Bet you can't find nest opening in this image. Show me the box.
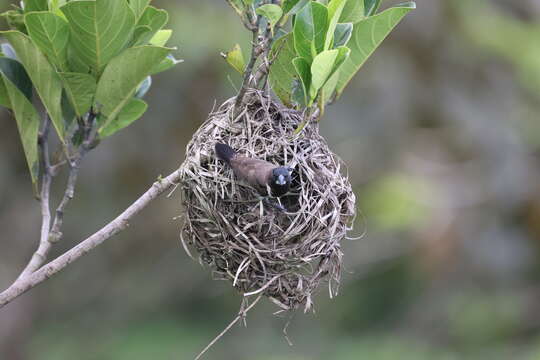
[180,90,356,311]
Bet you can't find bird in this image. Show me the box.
[215,143,292,197]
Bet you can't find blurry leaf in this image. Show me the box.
[325,0,347,50]
[49,0,67,16]
[150,29,172,47]
[99,98,147,138]
[340,0,364,23]
[61,0,136,75]
[292,56,310,105]
[128,0,151,20]
[0,57,40,186]
[150,54,182,75]
[95,45,170,128]
[24,0,47,12]
[61,90,76,127]
[336,2,415,96]
[2,30,65,141]
[282,0,309,14]
[293,1,328,62]
[224,44,245,74]
[0,79,10,108]
[269,33,297,106]
[59,72,96,117]
[310,46,349,100]
[320,69,339,105]
[24,11,69,71]
[135,76,152,98]
[256,4,283,33]
[364,0,382,16]
[133,6,168,46]
[333,23,353,47]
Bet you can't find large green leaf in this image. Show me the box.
[24,0,48,12]
[325,0,347,50]
[59,72,96,117]
[336,2,415,96]
[132,6,168,46]
[0,58,40,185]
[128,0,151,20]
[61,0,136,75]
[99,98,148,138]
[268,33,297,106]
[2,30,65,141]
[24,11,69,71]
[95,45,170,127]
[293,1,328,62]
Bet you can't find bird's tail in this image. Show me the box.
[215,143,236,164]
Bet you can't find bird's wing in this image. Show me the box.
[230,157,275,189]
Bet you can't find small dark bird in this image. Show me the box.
[215,143,292,197]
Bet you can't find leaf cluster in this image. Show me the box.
[267,0,415,110]
[0,0,180,185]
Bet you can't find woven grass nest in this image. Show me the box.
[179,89,356,311]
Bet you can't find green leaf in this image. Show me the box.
[325,0,347,50]
[256,4,283,33]
[268,33,297,106]
[99,98,147,138]
[292,57,310,106]
[95,45,170,128]
[24,11,69,71]
[58,72,96,117]
[0,80,10,109]
[150,29,172,47]
[150,54,182,75]
[2,10,27,33]
[224,43,245,74]
[0,58,40,185]
[293,1,328,62]
[24,0,48,12]
[336,2,415,96]
[364,0,382,16]
[310,46,349,100]
[61,0,136,75]
[333,23,353,47]
[2,30,65,141]
[133,6,168,46]
[339,0,364,23]
[0,57,31,101]
[282,0,309,14]
[128,0,151,20]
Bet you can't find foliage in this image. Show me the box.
[268,0,415,109]
[0,0,180,186]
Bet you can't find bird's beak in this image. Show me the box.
[276,174,286,185]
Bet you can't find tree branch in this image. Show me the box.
[17,117,53,279]
[0,168,182,309]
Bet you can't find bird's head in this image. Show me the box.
[270,167,293,195]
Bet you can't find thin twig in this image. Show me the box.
[194,295,263,360]
[233,8,262,116]
[17,116,53,279]
[0,169,182,309]
[49,112,96,243]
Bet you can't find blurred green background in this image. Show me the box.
[2,0,540,359]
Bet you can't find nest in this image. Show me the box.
[179,90,356,311]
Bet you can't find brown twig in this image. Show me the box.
[0,169,182,308]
